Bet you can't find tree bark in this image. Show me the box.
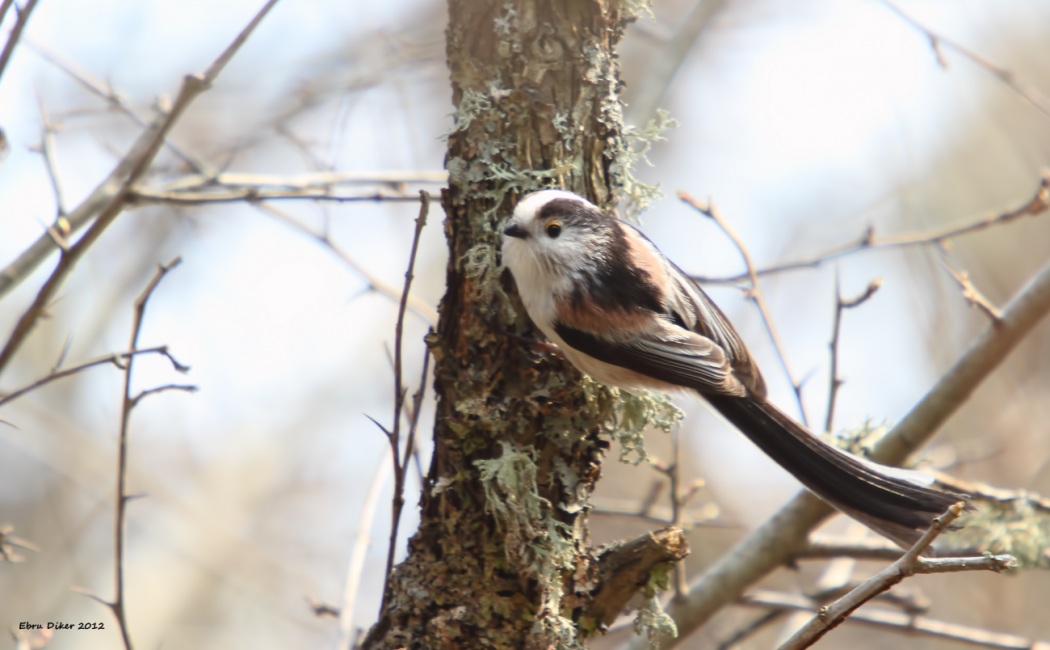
[361,1,685,648]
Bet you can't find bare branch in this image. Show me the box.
[0,346,188,408]
[0,0,283,332]
[131,186,427,205]
[678,191,810,424]
[792,536,904,562]
[825,276,881,432]
[35,95,67,216]
[379,191,430,613]
[692,173,1050,285]
[586,527,689,628]
[130,383,197,408]
[743,588,1049,650]
[0,0,40,84]
[879,0,1050,119]
[22,36,209,173]
[939,255,1003,321]
[109,256,182,650]
[779,503,1014,649]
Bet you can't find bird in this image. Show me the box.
[501,188,965,547]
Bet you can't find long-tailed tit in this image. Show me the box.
[502,189,965,547]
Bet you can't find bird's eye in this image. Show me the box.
[545,222,562,239]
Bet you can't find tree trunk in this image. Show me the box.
[362,1,685,647]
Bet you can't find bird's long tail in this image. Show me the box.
[705,394,967,548]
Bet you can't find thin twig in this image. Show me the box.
[0,346,188,407]
[774,521,870,644]
[379,191,430,614]
[692,173,1050,285]
[780,503,1013,650]
[35,95,67,216]
[401,336,431,510]
[130,383,197,408]
[824,276,881,433]
[111,256,183,650]
[939,255,1003,321]
[0,522,41,562]
[879,0,1050,119]
[678,191,809,425]
[743,588,1050,650]
[0,0,282,312]
[0,0,40,85]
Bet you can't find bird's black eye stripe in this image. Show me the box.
[545,222,562,238]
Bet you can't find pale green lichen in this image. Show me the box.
[580,378,683,465]
[618,109,678,219]
[940,492,1050,569]
[446,88,493,138]
[633,563,678,647]
[618,0,655,22]
[476,442,582,647]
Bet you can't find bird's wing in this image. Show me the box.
[553,319,748,397]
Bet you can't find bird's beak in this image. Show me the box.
[503,222,527,239]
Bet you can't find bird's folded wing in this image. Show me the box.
[553,320,747,397]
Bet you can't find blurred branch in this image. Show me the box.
[792,535,903,562]
[624,205,1050,649]
[23,36,209,173]
[256,202,437,324]
[338,448,392,649]
[879,0,1050,119]
[0,0,284,375]
[679,191,810,425]
[939,254,1003,320]
[627,0,727,125]
[743,589,1050,650]
[158,170,447,190]
[717,610,786,650]
[34,96,67,216]
[0,0,40,85]
[132,184,437,205]
[824,276,881,432]
[590,496,720,528]
[692,173,1050,285]
[780,503,1015,649]
[0,522,40,563]
[0,345,188,408]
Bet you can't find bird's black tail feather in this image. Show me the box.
[705,394,967,548]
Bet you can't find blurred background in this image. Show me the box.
[1,0,1048,648]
